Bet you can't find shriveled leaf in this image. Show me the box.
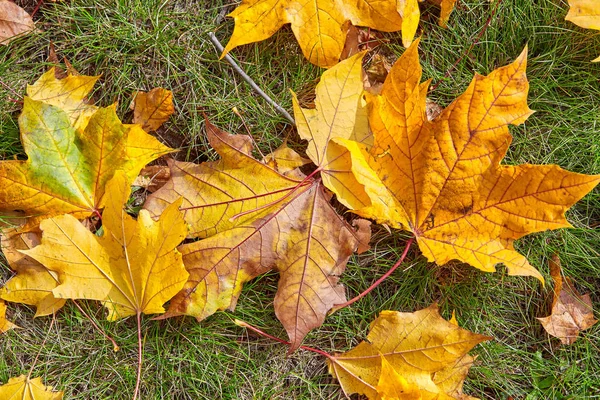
[341,40,600,280]
[565,0,600,61]
[23,172,189,320]
[0,376,63,400]
[0,300,17,333]
[0,1,34,45]
[0,229,65,316]
[132,165,171,193]
[328,304,490,399]
[0,71,173,230]
[538,255,597,344]
[131,88,175,132]
[292,52,372,209]
[223,0,419,68]
[146,121,370,350]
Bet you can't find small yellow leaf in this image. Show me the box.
[0,228,65,317]
[0,376,63,400]
[439,0,457,28]
[131,88,175,132]
[0,0,34,45]
[0,300,18,333]
[328,304,490,399]
[23,172,189,320]
[262,143,311,174]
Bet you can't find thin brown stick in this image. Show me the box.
[30,0,44,18]
[208,32,296,125]
[332,237,415,311]
[133,312,143,400]
[430,0,504,92]
[72,300,119,351]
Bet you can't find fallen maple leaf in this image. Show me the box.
[0,70,173,230]
[328,304,490,399]
[339,40,600,280]
[0,375,63,400]
[22,171,189,320]
[131,87,175,132]
[145,121,370,351]
[0,299,17,333]
[565,0,600,61]
[292,52,372,210]
[0,0,34,45]
[0,228,65,316]
[222,0,419,68]
[538,254,597,344]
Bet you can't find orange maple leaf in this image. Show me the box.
[339,40,600,280]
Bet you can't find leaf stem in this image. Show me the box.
[332,236,414,311]
[72,300,119,351]
[133,312,143,400]
[235,319,333,360]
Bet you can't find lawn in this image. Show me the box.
[1,0,599,399]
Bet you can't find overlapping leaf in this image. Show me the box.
[0,376,63,400]
[0,299,17,333]
[22,172,189,320]
[222,0,418,68]
[292,52,372,210]
[0,71,173,230]
[145,121,370,350]
[0,228,65,316]
[339,40,600,279]
[328,304,490,399]
[565,0,600,61]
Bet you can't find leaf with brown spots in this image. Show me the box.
[131,88,175,132]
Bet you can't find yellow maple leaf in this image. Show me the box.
[0,376,63,400]
[0,228,65,317]
[22,171,189,320]
[339,40,600,280]
[565,0,600,61]
[222,0,419,68]
[292,52,372,209]
[0,70,173,230]
[131,87,175,132]
[145,121,370,351]
[328,304,490,399]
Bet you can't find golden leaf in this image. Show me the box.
[222,0,419,68]
[22,171,189,320]
[565,0,600,61]
[328,304,490,399]
[0,70,173,230]
[537,254,598,344]
[131,87,175,132]
[146,121,370,350]
[0,376,63,400]
[0,0,34,45]
[292,52,372,209]
[340,40,600,280]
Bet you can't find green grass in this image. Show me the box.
[1,0,600,398]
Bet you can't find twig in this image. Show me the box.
[208,32,296,125]
[27,314,55,379]
[133,312,143,400]
[332,237,415,311]
[235,319,333,359]
[430,0,504,92]
[30,0,44,18]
